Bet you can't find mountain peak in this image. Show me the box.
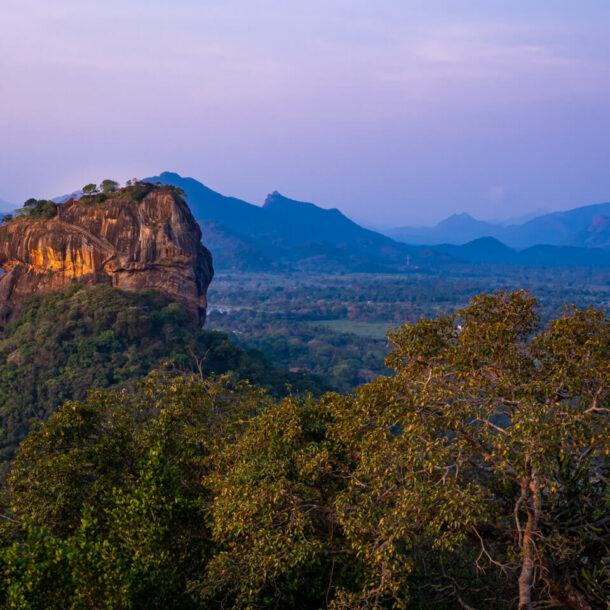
[436,212,490,228]
[463,236,515,252]
[263,191,322,213]
[158,171,182,181]
[263,190,287,207]
[449,212,475,220]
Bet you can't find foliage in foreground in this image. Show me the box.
[0,285,329,473]
[0,292,607,609]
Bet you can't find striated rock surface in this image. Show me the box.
[0,190,214,323]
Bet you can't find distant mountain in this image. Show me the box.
[386,213,498,246]
[147,172,398,249]
[52,190,83,203]
[261,190,391,247]
[434,236,610,267]
[386,202,610,249]
[498,202,610,248]
[146,172,428,271]
[147,172,610,269]
[434,237,518,264]
[566,215,610,249]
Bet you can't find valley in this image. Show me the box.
[206,267,610,390]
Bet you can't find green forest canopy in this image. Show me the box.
[0,291,607,609]
[0,284,328,474]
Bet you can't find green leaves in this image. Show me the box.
[3,375,268,609]
[11,199,57,221]
[0,291,607,608]
[0,284,327,473]
[205,395,339,607]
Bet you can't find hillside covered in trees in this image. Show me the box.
[0,284,328,475]
[0,291,607,609]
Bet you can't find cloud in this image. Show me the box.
[2,2,610,222]
[373,22,610,111]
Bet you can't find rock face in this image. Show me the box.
[0,190,214,323]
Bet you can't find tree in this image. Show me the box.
[82,184,98,195]
[206,291,609,608]
[100,180,119,194]
[0,291,607,609]
[2,375,269,608]
[204,393,349,607]
[0,284,327,473]
[372,291,610,608]
[13,199,57,220]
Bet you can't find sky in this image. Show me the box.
[2,1,610,226]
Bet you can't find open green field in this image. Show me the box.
[315,319,395,339]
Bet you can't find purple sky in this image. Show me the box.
[2,1,610,225]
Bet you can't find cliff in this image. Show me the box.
[0,189,214,323]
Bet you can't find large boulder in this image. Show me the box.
[0,189,214,323]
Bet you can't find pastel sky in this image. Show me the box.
[2,0,610,225]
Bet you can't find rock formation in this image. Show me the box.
[0,189,214,323]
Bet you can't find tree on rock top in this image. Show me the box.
[82,183,99,195]
[100,179,119,194]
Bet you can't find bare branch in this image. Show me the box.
[472,526,510,573]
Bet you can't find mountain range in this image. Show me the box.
[145,172,431,272]
[386,204,610,249]
[435,237,610,267]
[3,173,609,269]
[147,172,610,269]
